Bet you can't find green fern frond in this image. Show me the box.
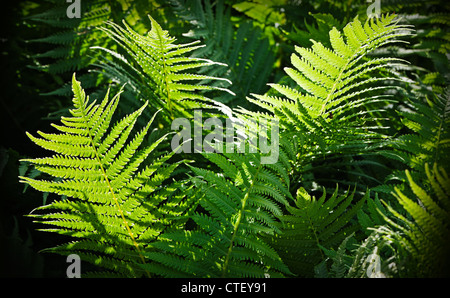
[384,88,450,179]
[28,0,115,75]
[357,193,389,235]
[371,163,450,277]
[249,14,412,120]
[92,15,234,122]
[19,74,184,277]
[268,186,368,277]
[26,0,176,97]
[314,232,357,278]
[142,145,294,277]
[346,163,450,278]
[241,14,413,193]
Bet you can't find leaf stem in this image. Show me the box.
[222,161,263,277]
[79,93,151,278]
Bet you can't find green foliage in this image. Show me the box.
[93,14,234,122]
[143,148,294,277]
[379,163,450,277]
[249,14,411,117]
[19,75,189,277]
[389,89,450,170]
[170,0,277,108]
[26,0,171,97]
[320,163,450,278]
[243,14,413,193]
[5,0,449,279]
[270,186,367,277]
[372,86,450,198]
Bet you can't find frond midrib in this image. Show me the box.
[74,79,151,277]
[152,21,173,119]
[319,21,400,115]
[221,161,263,277]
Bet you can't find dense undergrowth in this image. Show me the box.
[0,0,449,278]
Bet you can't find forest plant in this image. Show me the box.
[269,186,368,277]
[377,163,450,277]
[92,15,234,123]
[19,75,191,277]
[169,0,277,108]
[14,0,450,278]
[142,142,295,277]
[380,88,450,187]
[320,163,450,278]
[247,14,413,119]
[241,14,413,192]
[26,0,174,97]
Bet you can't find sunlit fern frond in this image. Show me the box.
[141,133,295,277]
[170,0,277,107]
[378,163,450,277]
[248,14,413,120]
[241,14,413,193]
[92,15,234,123]
[19,74,188,277]
[268,186,368,277]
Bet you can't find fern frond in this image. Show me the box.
[368,163,450,277]
[249,14,412,120]
[242,14,412,194]
[142,145,294,277]
[93,15,234,122]
[19,74,184,277]
[269,186,368,277]
[384,87,450,181]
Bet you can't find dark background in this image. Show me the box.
[0,0,67,278]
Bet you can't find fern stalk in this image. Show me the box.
[85,125,150,277]
[221,161,262,277]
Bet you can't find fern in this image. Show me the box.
[26,0,171,97]
[393,88,449,168]
[19,74,187,277]
[323,230,393,278]
[314,232,356,278]
[357,193,389,236]
[325,163,450,278]
[242,14,412,193]
[377,163,450,277]
[268,186,367,277]
[170,0,276,107]
[365,3,450,99]
[376,87,450,195]
[141,143,295,277]
[92,15,234,122]
[16,1,449,279]
[248,14,412,118]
